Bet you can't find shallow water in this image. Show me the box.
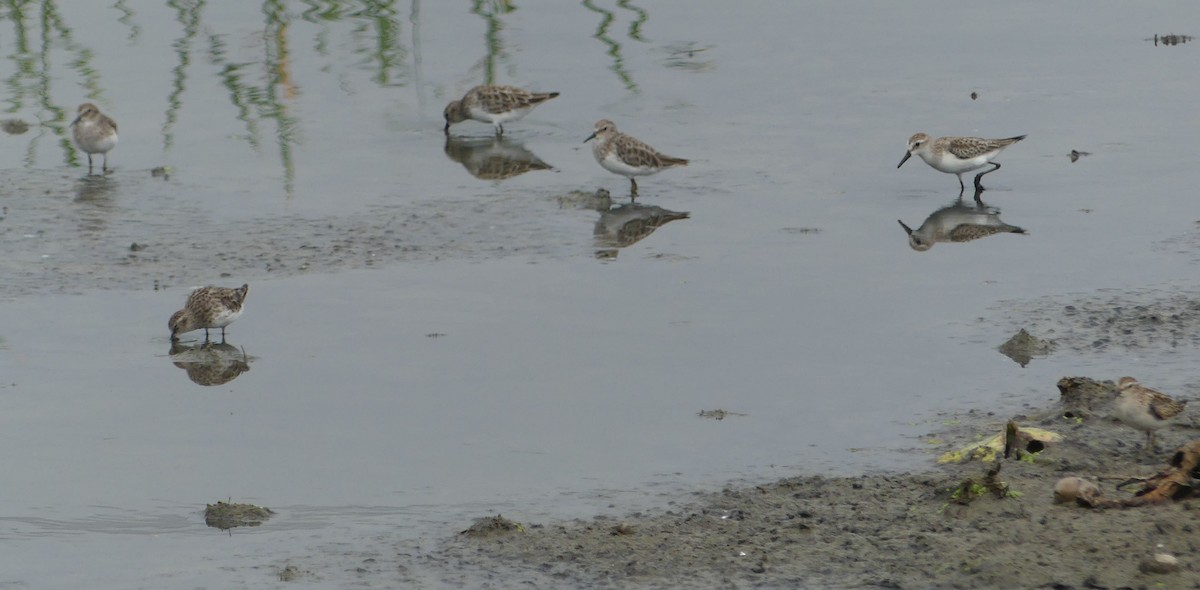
[1,1,1199,587]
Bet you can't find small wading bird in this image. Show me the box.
[584,119,688,197]
[169,284,250,342]
[898,133,1025,194]
[1113,376,1188,453]
[443,85,559,136]
[71,102,119,174]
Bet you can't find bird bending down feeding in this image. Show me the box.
[443,85,559,135]
[169,284,250,342]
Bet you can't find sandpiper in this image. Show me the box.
[584,119,688,197]
[443,85,559,135]
[169,284,250,341]
[897,133,1025,194]
[71,103,118,174]
[1114,377,1187,453]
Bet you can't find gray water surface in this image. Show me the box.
[1,1,1198,587]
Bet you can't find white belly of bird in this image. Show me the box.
[1114,396,1160,432]
[78,124,118,154]
[208,306,243,328]
[470,105,530,126]
[922,151,989,175]
[600,151,657,178]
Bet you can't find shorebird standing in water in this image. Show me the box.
[584,119,688,197]
[898,133,1025,194]
[71,103,119,174]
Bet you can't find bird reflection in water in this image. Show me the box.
[594,202,690,259]
[557,188,689,259]
[443,135,552,181]
[169,341,251,387]
[898,189,1026,252]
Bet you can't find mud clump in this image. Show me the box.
[997,328,1055,366]
[204,501,273,530]
[460,514,525,538]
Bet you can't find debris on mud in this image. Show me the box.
[996,328,1055,366]
[460,514,525,538]
[1,118,30,135]
[697,409,747,421]
[1057,375,1117,418]
[204,500,273,530]
[1151,33,1193,46]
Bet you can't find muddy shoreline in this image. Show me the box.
[404,381,1200,589]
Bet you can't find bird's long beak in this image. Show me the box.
[897,220,914,235]
[70,116,81,127]
[897,151,912,168]
[583,132,596,143]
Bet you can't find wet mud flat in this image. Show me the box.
[404,387,1200,589]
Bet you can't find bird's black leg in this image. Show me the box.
[973,162,1002,191]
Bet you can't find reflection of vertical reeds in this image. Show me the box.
[112,0,141,43]
[469,0,513,85]
[362,1,405,86]
[0,1,107,166]
[616,0,646,41]
[410,0,424,113]
[261,0,298,196]
[163,0,202,151]
[581,0,638,92]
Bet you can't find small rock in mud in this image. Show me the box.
[997,328,1055,367]
[1053,476,1101,507]
[1068,149,1091,163]
[204,500,274,530]
[970,91,978,100]
[1,118,30,135]
[461,514,525,538]
[277,564,303,581]
[1140,553,1181,574]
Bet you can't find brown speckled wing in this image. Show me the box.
[1148,391,1187,420]
[476,86,557,115]
[945,137,993,160]
[945,224,1024,242]
[613,135,686,170]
